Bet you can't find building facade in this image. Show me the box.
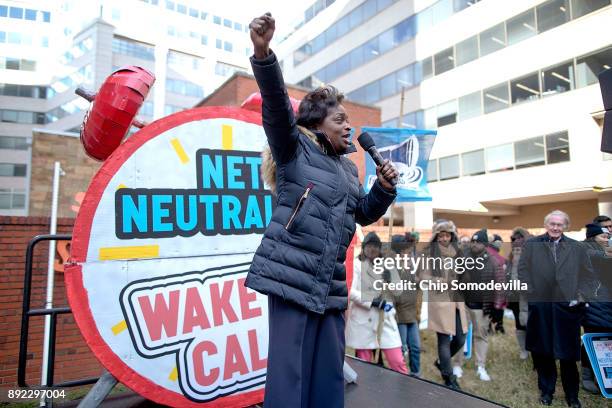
[276,0,612,232]
[0,0,253,215]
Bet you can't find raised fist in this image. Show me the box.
[249,12,275,59]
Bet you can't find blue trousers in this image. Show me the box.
[398,322,421,374]
[264,295,345,408]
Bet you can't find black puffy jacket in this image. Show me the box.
[245,52,396,314]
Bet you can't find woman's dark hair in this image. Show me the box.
[296,85,344,129]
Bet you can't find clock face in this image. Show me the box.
[66,107,273,406]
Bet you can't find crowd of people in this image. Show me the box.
[346,212,612,407]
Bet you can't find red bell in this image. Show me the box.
[76,66,155,161]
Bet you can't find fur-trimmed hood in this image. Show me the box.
[430,219,458,242]
[261,126,323,194]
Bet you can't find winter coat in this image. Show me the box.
[393,251,420,324]
[462,249,502,315]
[486,246,507,309]
[582,240,612,330]
[245,52,396,314]
[346,258,402,349]
[518,234,596,360]
[420,242,468,336]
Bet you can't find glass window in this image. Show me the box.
[0,164,13,176]
[364,81,380,104]
[0,136,28,150]
[458,91,482,121]
[416,6,433,33]
[213,15,221,24]
[396,65,414,89]
[189,8,198,18]
[5,58,19,70]
[434,47,454,75]
[176,4,186,14]
[546,131,570,163]
[515,136,545,168]
[378,29,395,55]
[486,144,514,172]
[456,35,478,66]
[349,47,364,69]
[0,191,10,209]
[433,0,453,24]
[507,9,536,45]
[223,18,231,28]
[576,46,612,87]
[541,60,574,96]
[166,1,175,10]
[437,100,457,127]
[0,31,5,43]
[479,23,506,57]
[325,24,338,45]
[421,57,433,80]
[337,16,350,37]
[394,17,415,44]
[9,7,23,19]
[12,191,25,208]
[42,11,50,22]
[364,38,379,62]
[215,39,222,49]
[427,159,438,182]
[537,0,570,33]
[17,111,32,123]
[439,155,460,180]
[25,9,36,20]
[462,149,485,176]
[362,0,376,17]
[511,72,540,104]
[224,41,233,52]
[0,6,7,17]
[484,82,510,113]
[348,7,362,29]
[571,0,610,19]
[380,73,396,99]
[234,22,242,31]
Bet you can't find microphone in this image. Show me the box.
[357,132,397,186]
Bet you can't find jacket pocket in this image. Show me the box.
[285,182,314,231]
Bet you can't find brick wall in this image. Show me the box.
[0,216,101,387]
[29,131,101,219]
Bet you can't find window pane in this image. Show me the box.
[2,110,18,122]
[0,6,7,17]
[394,18,415,44]
[434,47,454,75]
[6,58,19,70]
[396,65,414,88]
[42,11,50,22]
[484,83,510,113]
[515,136,545,168]
[506,9,536,45]
[546,131,570,164]
[541,60,574,96]
[511,72,540,104]
[380,73,396,99]
[0,164,13,176]
[437,100,457,127]
[576,46,612,88]
[458,91,482,121]
[486,144,514,172]
[537,0,570,33]
[25,9,36,20]
[462,149,485,176]
[439,155,460,180]
[427,159,438,182]
[349,47,364,69]
[456,35,478,66]
[421,57,433,80]
[479,23,506,57]
[364,81,380,104]
[0,193,9,208]
[12,192,25,208]
[18,111,32,123]
[571,0,610,19]
[9,7,23,19]
[14,164,26,177]
[378,29,395,54]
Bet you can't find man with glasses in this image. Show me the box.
[518,210,595,408]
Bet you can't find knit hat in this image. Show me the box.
[586,223,609,239]
[391,234,407,253]
[471,228,489,243]
[362,232,382,248]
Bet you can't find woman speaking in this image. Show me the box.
[245,12,398,408]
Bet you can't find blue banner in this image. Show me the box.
[361,127,436,202]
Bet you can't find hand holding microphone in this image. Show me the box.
[357,132,399,191]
